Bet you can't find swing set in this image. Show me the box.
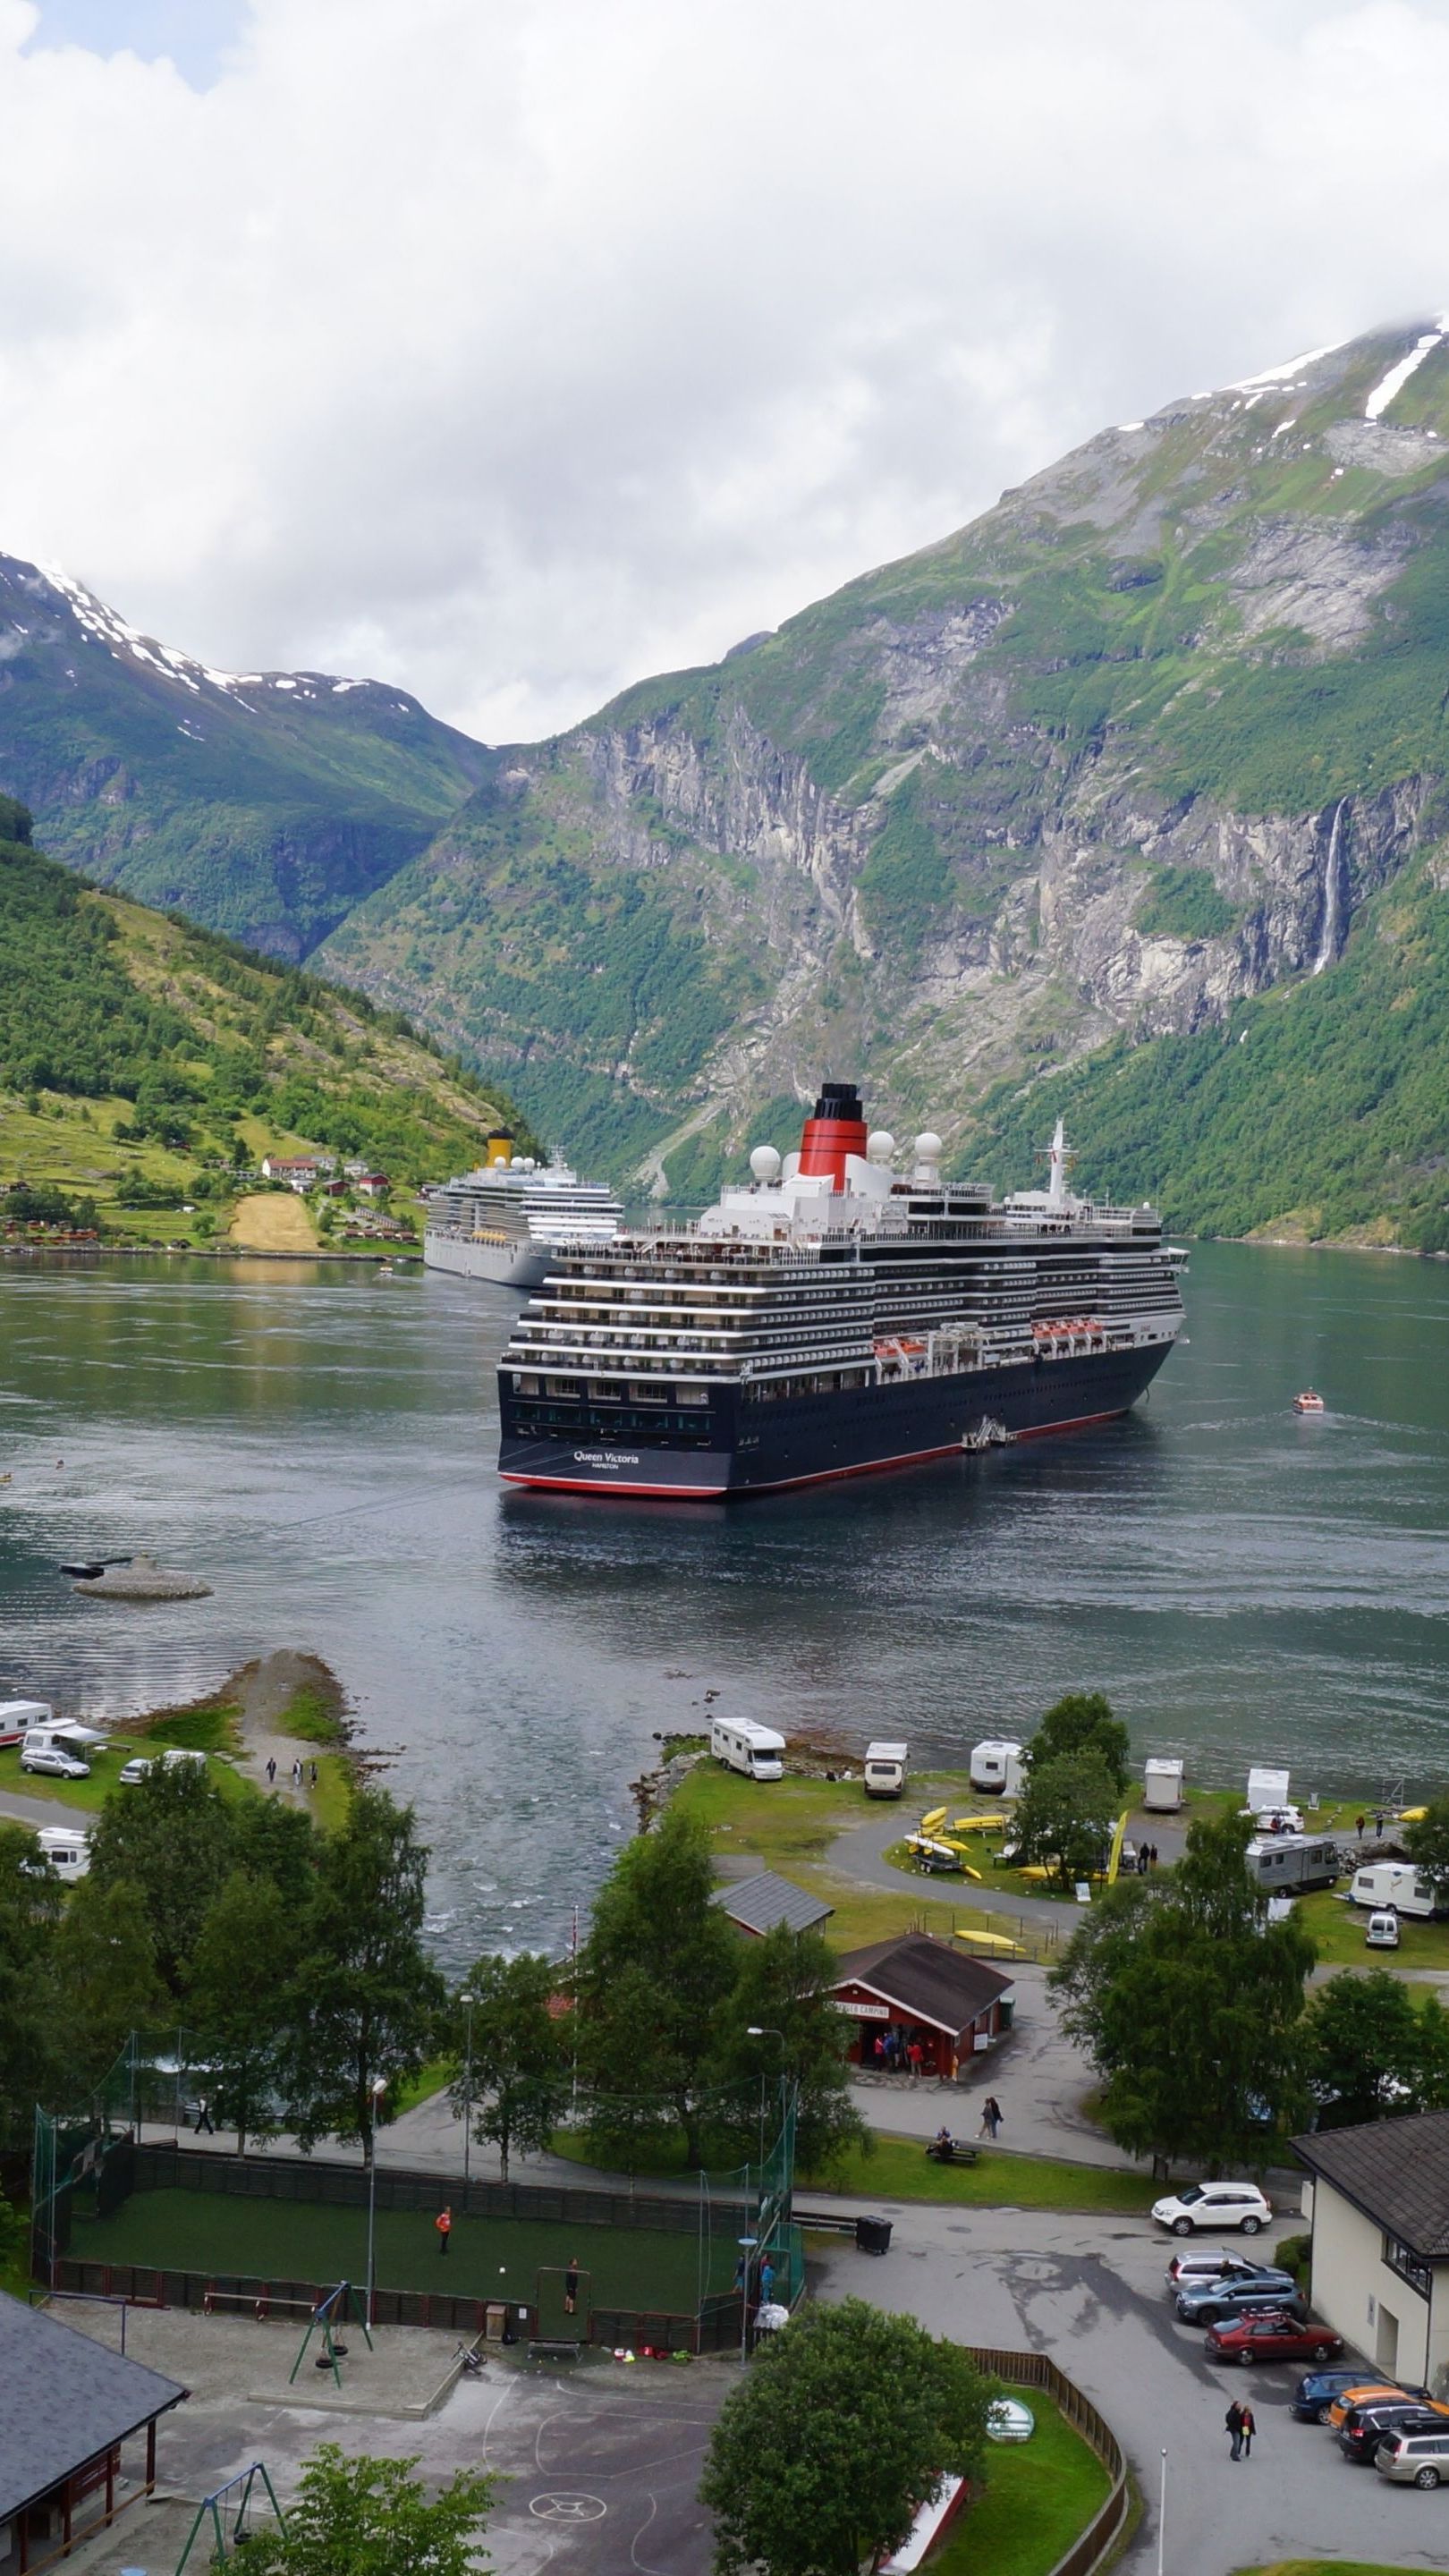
[286,2277,375,2389]
[174,2460,285,2571]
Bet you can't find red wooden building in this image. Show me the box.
[827,1934,1014,2080]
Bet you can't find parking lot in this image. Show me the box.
[810,2199,1449,2576]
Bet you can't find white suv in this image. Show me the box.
[1151,2182,1273,2237]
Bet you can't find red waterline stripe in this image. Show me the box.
[498,1405,1128,1500]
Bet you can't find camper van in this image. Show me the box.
[970,1740,1025,1798]
[1246,1833,1341,1895]
[1350,1861,1439,1920]
[710,1718,785,1782]
[0,1699,53,1748]
[1143,1758,1185,1813]
[863,1742,907,1800]
[35,1826,90,1884]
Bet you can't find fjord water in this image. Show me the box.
[2,1242,1447,1968]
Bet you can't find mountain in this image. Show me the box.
[317,318,1449,1240]
[0,797,529,1247]
[0,555,489,959]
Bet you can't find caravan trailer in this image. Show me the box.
[970,1740,1025,1797]
[1143,1758,1185,1813]
[35,1825,90,1884]
[1350,1861,1439,1920]
[863,1742,907,1799]
[1246,1834,1341,1896]
[711,1718,785,1782]
[0,1700,53,1748]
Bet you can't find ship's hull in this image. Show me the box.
[424,1231,552,1291]
[498,1338,1172,1498]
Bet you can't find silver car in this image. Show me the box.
[1376,2428,1449,2488]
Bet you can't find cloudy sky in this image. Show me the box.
[4,0,1449,741]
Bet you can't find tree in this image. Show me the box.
[284,1789,445,2157]
[231,1799,324,1915]
[1012,1750,1120,1888]
[706,1923,867,2177]
[242,2443,494,2576]
[0,1824,63,2143]
[1405,1800,1449,1902]
[447,1953,569,2181]
[700,2299,996,2576]
[51,1878,167,2092]
[574,1807,738,2165]
[1026,1692,1131,1795]
[187,1871,297,2154]
[88,1762,236,1989]
[1051,1810,1315,2169]
[1306,1969,1423,2128]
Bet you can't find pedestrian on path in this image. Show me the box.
[1356,1813,1366,1838]
[436,2206,453,2258]
[266,1757,276,1786]
[309,1760,318,1785]
[1225,2400,1244,2461]
[984,2096,1003,2140]
[194,2096,215,2135]
[564,2256,580,2313]
[907,2040,923,2081]
[759,2256,775,2301]
[1377,1810,1385,1836]
[292,1758,303,1787]
[1240,2404,1256,2459]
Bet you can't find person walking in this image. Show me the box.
[436,2205,453,2258]
[907,2039,923,2082]
[266,1756,276,1786]
[1225,2400,1245,2461]
[1355,1813,1366,1839]
[986,2096,1003,2140]
[564,2255,580,2314]
[1240,2403,1257,2460]
[759,2256,775,2302]
[1376,1811,1385,1837]
[309,1760,318,1786]
[194,2095,215,2135]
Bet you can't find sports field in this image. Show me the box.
[71,2187,735,2315]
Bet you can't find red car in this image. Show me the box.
[1207,2309,1343,2367]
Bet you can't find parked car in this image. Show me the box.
[1291,2367,1380,2423]
[1205,2310,1340,2367]
[1166,2248,1285,2293]
[21,1744,90,1779]
[118,1747,208,1785]
[1174,2273,1302,2326]
[1376,2428,1449,2487]
[1151,2182,1273,2237]
[1339,2402,1449,2463]
[1326,2381,1417,2430]
[1366,1908,1402,1949]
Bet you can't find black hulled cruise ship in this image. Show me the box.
[496,1082,1184,1497]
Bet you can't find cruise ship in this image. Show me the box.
[496,1081,1185,1497]
[423,1132,623,1292]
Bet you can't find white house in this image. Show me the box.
[260,1153,336,1192]
[1296,2109,1449,2391]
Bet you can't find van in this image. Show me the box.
[36,1826,90,1883]
[1366,1908,1402,1948]
[1246,1833,1341,1894]
[0,1699,54,1748]
[117,1747,208,1786]
[970,1740,1025,1797]
[1352,1861,1438,1919]
[710,1718,785,1782]
[863,1742,907,1799]
[1143,1758,1184,1812]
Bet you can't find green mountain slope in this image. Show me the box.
[0,798,528,1245]
[0,555,489,960]
[319,320,1449,1235]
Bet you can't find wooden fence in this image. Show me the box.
[967,2346,1129,2576]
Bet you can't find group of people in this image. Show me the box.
[264,1755,319,1788]
[865,2025,936,2078]
[1130,1841,1161,1875]
[1224,2399,1257,2460]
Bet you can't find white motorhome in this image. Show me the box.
[863,1742,907,1799]
[1143,1758,1185,1813]
[970,1740,1025,1797]
[35,1826,90,1883]
[1246,1765,1291,1814]
[1350,1861,1439,1919]
[711,1718,785,1782]
[1246,1833,1340,1894]
[0,1699,53,1748]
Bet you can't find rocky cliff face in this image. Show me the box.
[318,318,1449,1222]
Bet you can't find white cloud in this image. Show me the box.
[2,0,1449,741]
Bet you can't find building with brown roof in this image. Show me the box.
[826,1933,1014,2080]
[1296,2109,1449,2387]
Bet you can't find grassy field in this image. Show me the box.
[227,1192,318,1251]
[932,2396,1112,2576]
[1297,1888,1449,1970]
[0,1736,249,1817]
[71,2185,734,2312]
[803,2136,1156,2215]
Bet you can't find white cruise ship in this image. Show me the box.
[422,1131,622,1292]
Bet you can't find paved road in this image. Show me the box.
[0,1784,88,1832]
[812,2201,1444,2576]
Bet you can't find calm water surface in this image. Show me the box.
[1,1241,1447,1968]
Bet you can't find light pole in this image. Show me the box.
[460,1991,476,2190]
[1157,2445,1166,2576]
[364,2075,387,2327]
[745,2027,785,2297]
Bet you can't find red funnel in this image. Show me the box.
[797,1081,868,1188]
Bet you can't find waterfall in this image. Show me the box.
[1312,799,1347,975]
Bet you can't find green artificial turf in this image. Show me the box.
[931,2397,1112,2576]
[70,2184,735,2314]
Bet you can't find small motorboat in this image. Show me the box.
[1292,1390,1326,1415]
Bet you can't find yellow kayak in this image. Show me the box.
[953,1928,1024,1955]
[934,1840,982,1878]
[919,1805,948,1834]
[949,1814,1006,1835]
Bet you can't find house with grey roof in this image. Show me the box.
[711,1870,834,1939]
[1296,2108,1449,2390]
[0,2291,186,2571]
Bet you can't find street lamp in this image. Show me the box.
[460,1992,476,2190]
[364,2075,388,2327]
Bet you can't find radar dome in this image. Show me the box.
[750,1144,782,1183]
[914,1131,943,1163]
[866,1130,895,1164]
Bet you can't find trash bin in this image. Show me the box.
[856,2216,893,2255]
